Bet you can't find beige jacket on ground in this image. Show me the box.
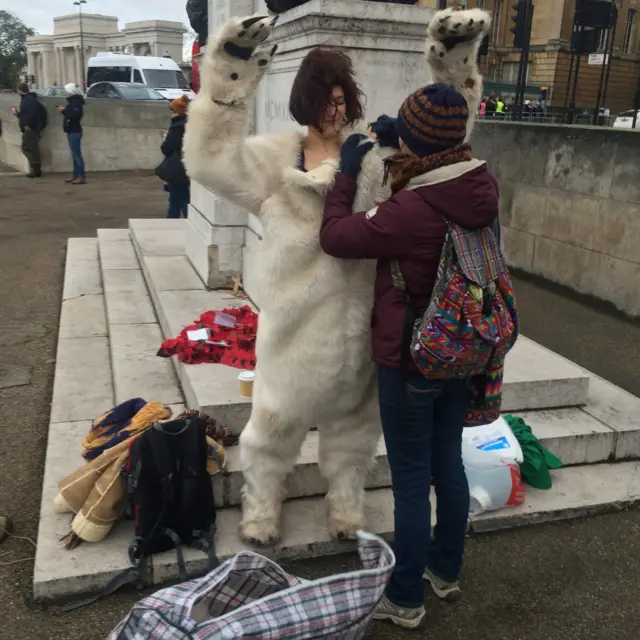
[55,436,227,544]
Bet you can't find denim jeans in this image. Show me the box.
[167,184,190,219]
[67,132,85,179]
[378,365,470,608]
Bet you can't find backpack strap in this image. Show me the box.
[149,422,177,501]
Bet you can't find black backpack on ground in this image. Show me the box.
[126,415,218,574]
[61,414,220,612]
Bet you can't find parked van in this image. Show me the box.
[86,53,195,100]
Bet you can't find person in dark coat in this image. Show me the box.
[160,95,190,218]
[57,83,86,184]
[12,82,44,178]
[320,84,500,630]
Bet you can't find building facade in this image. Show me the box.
[26,13,186,89]
[419,0,640,114]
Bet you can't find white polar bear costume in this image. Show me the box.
[183,8,490,546]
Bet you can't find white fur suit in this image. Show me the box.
[183,7,490,546]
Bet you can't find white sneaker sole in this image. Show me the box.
[423,571,461,602]
[372,610,425,630]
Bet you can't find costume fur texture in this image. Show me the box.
[183,10,490,545]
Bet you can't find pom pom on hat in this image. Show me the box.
[396,83,469,158]
[170,95,190,116]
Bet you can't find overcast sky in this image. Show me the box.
[7,0,189,35]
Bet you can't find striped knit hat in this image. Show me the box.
[396,83,469,158]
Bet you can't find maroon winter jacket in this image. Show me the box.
[320,159,500,369]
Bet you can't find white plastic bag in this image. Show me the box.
[462,417,526,516]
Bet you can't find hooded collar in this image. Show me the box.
[405,158,486,191]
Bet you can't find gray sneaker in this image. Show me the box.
[423,567,461,602]
[372,595,426,629]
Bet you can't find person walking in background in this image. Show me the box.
[157,95,190,219]
[11,83,46,178]
[57,83,86,185]
[320,84,501,629]
[495,95,505,119]
[478,96,487,117]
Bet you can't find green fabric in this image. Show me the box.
[504,414,563,490]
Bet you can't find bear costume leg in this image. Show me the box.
[317,390,381,540]
[238,402,308,546]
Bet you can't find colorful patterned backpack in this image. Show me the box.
[391,220,518,426]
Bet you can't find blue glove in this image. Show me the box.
[339,133,375,180]
[369,115,400,150]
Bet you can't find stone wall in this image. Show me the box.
[0,94,170,173]
[473,121,640,317]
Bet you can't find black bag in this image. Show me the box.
[126,415,218,573]
[186,0,209,46]
[60,414,220,612]
[36,101,48,131]
[155,152,189,187]
[265,0,312,13]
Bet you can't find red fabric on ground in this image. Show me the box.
[157,306,258,369]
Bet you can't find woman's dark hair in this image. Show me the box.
[289,48,364,131]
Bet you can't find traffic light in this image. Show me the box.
[511,1,528,49]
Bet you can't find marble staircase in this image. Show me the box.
[33,220,640,601]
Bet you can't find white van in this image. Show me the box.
[86,53,195,100]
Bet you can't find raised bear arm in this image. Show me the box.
[183,15,286,216]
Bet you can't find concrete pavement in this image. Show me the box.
[0,172,639,639]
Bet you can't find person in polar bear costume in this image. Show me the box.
[183,7,491,547]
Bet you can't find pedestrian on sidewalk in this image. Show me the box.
[320,84,501,629]
[57,83,86,185]
[12,83,47,178]
[157,95,190,219]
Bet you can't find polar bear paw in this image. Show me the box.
[427,8,489,43]
[239,517,282,548]
[202,14,279,101]
[425,8,490,71]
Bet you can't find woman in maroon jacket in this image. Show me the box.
[320,84,500,629]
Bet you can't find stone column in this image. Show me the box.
[74,47,82,87]
[55,49,62,86]
[27,52,34,82]
[184,0,258,289]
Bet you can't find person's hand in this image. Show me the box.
[369,115,400,150]
[24,125,30,131]
[339,133,374,180]
[11,107,18,115]
[56,105,64,112]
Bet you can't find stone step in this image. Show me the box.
[215,407,623,507]
[34,455,640,601]
[96,231,185,408]
[129,220,591,433]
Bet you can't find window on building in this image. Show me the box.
[623,8,636,53]
[501,61,530,85]
[492,0,502,43]
[598,27,607,52]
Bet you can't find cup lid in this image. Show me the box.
[238,371,256,381]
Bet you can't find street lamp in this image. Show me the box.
[73,0,87,88]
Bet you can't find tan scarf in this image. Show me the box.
[383,143,474,194]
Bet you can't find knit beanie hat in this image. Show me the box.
[64,83,79,95]
[396,83,469,158]
[170,95,190,116]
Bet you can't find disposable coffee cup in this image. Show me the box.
[238,371,255,398]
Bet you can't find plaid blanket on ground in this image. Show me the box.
[108,531,395,639]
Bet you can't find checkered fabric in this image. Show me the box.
[108,531,395,640]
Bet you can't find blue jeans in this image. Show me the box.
[378,366,470,608]
[67,132,85,179]
[166,184,190,219]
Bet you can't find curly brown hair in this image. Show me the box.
[289,48,364,132]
